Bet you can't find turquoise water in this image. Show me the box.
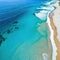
[0,0,55,60]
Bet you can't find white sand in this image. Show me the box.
[35,13,47,20]
[47,11,57,60]
[52,1,60,42]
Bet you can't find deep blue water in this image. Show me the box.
[0,0,55,60]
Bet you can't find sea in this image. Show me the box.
[0,0,56,60]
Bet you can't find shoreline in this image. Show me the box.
[48,1,60,60]
[49,12,60,60]
[49,8,60,60]
[47,11,57,60]
[35,1,58,60]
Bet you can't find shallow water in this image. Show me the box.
[0,0,55,60]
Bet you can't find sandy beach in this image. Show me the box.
[49,14,60,60]
[49,1,60,60]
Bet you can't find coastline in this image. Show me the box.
[35,1,56,59]
[48,1,60,60]
[47,11,57,60]
[49,12,60,60]
[0,1,58,60]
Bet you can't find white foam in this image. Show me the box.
[37,6,54,12]
[40,10,48,13]
[45,1,55,5]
